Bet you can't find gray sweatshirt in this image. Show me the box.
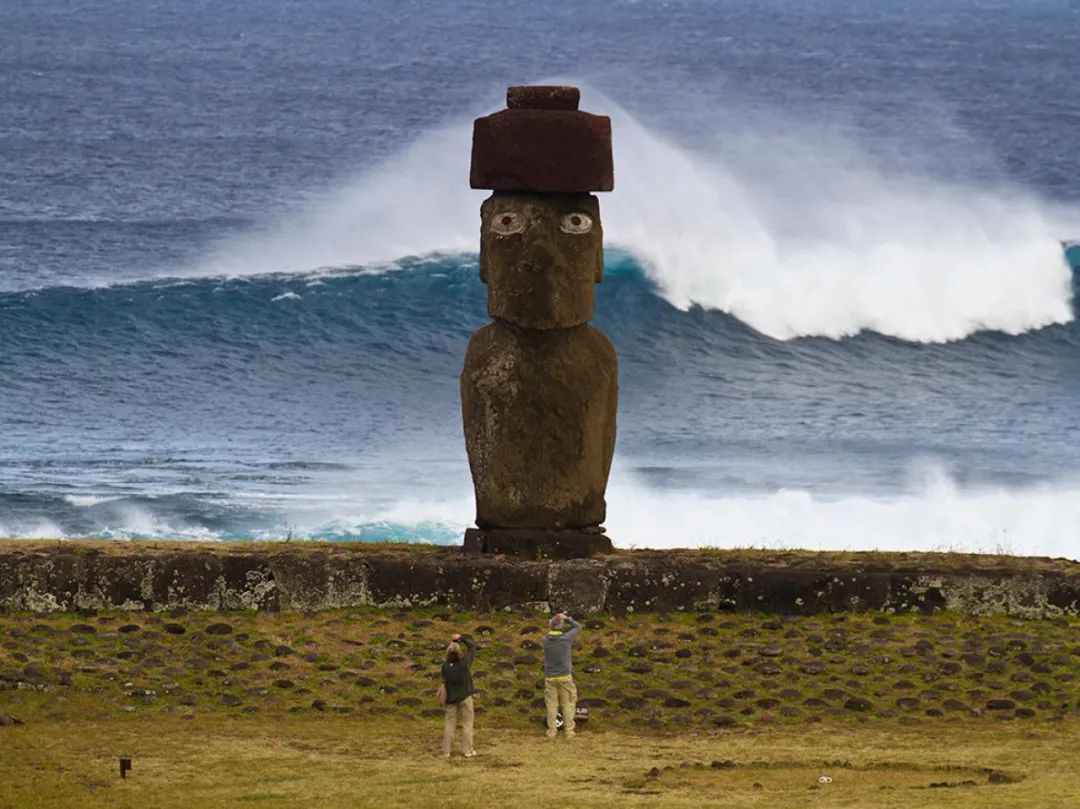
[541,617,581,679]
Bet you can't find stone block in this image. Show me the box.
[462,528,612,559]
[471,109,613,192]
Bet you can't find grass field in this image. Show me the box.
[3,712,1079,807]
[2,606,1078,806]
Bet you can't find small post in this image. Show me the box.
[119,757,132,778]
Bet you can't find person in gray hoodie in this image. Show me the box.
[541,612,580,738]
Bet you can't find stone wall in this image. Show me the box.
[1,542,1078,618]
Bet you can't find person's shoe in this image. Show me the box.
[441,753,451,758]
[464,751,478,758]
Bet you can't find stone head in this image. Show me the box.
[480,192,602,329]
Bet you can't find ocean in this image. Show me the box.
[2,0,1079,557]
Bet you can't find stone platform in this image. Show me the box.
[462,528,612,559]
[1,541,1078,618]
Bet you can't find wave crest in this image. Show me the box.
[172,89,1078,342]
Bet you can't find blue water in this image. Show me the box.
[2,1,1080,555]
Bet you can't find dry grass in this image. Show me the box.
[3,713,1079,808]
[2,538,1077,575]
[2,607,1078,806]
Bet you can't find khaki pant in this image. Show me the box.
[442,696,475,756]
[545,678,577,738]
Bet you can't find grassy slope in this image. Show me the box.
[2,606,1079,806]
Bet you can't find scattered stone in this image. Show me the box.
[205,623,233,636]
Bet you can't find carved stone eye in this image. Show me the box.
[559,212,593,235]
[491,211,525,235]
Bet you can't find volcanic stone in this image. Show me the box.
[471,110,613,192]
[462,319,617,529]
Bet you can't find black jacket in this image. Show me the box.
[441,635,476,704]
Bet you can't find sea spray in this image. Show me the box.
[190,88,1076,342]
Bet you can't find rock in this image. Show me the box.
[118,624,140,633]
[844,698,872,712]
[274,645,294,657]
[462,320,617,529]
[69,624,96,634]
[986,699,1015,710]
[163,623,186,635]
[220,695,242,707]
[0,714,24,726]
[205,623,233,635]
[273,679,294,689]
[471,97,613,193]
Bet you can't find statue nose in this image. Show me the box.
[517,242,556,274]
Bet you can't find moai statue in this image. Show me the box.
[461,85,617,559]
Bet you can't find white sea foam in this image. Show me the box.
[16,467,1080,560]
[62,494,115,508]
[190,85,1077,343]
[258,464,1079,560]
[603,468,1080,560]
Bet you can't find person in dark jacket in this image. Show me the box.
[441,632,477,757]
